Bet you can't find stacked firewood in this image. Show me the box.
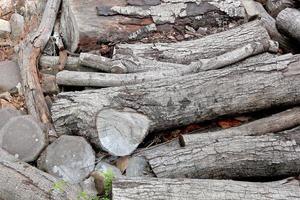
[2,0,300,199]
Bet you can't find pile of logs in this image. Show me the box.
[2,0,300,199]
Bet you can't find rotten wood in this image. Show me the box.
[61,0,246,52]
[18,0,61,138]
[0,148,80,200]
[112,177,300,200]
[51,53,300,151]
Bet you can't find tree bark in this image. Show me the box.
[79,53,127,73]
[51,54,300,152]
[112,177,300,200]
[113,20,270,64]
[180,107,300,146]
[18,0,61,137]
[276,8,300,43]
[56,41,277,87]
[242,0,296,52]
[0,148,80,200]
[146,126,300,179]
[61,0,245,52]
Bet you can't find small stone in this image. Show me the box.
[197,27,208,35]
[0,115,46,162]
[0,107,21,129]
[95,161,123,177]
[37,135,95,183]
[0,61,21,93]
[126,156,154,177]
[0,19,11,35]
[10,13,24,39]
[185,25,196,33]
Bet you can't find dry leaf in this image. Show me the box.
[217,119,242,129]
[116,156,129,173]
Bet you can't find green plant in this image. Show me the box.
[52,180,67,193]
[77,191,100,200]
[101,169,115,200]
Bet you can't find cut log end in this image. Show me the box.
[111,61,128,74]
[96,108,151,156]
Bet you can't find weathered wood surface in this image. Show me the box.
[114,20,270,64]
[52,54,300,152]
[276,8,300,43]
[181,107,300,146]
[39,56,97,74]
[146,126,300,178]
[241,0,295,52]
[18,0,61,137]
[79,53,127,73]
[136,107,300,168]
[112,177,300,200]
[57,41,277,87]
[266,0,296,17]
[61,0,246,52]
[0,148,80,200]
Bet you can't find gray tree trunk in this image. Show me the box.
[180,106,300,146]
[276,8,300,43]
[112,177,300,200]
[146,126,300,179]
[113,20,270,64]
[51,54,300,152]
[0,148,80,200]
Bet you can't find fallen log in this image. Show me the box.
[57,41,277,87]
[276,8,300,43]
[52,53,300,156]
[113,20,270,64]
[0,148,80,200]
[242,0,296,52]
[112,177,300,200]
[180,107,300,146]
[146,126,300,178]
[18,0,61,137]
[61,0,246,52]
[79,53,127,73]
[39,56,97,75]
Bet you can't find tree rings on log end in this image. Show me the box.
[96,108,151,156]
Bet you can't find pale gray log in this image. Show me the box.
[39,56,97,74]
[266,0,296,17]
[57,41,277,87]
[276,8,300,43]
[181,107,300,146]
[146,126,300,178]
[112,177,300,200]
[0,148,80,200]
[114,20,270,64]
[52,54,300,151]
[79,53,127,73]
[242,0,295,51]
